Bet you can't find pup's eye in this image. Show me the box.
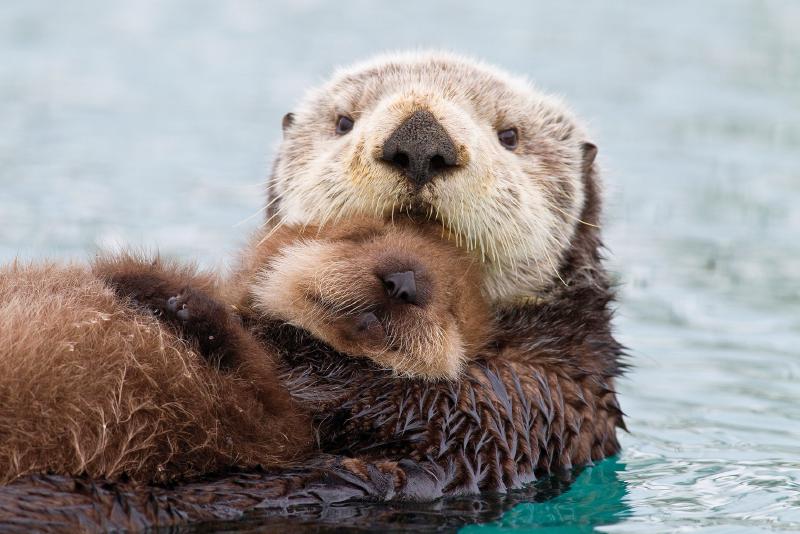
[498,128,518,150]
[336,115,354,135]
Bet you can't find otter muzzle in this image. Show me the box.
[381,110,459,188]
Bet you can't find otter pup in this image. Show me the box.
[104,220,490,382]
[0,220,489,485]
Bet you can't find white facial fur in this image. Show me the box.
[268,52,592,304]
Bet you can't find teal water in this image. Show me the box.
[1,1,798,532]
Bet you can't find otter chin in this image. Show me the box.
[271,51,598,304]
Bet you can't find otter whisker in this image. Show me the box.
[548,201,600,228]
[234,203,270,228]
[255,213,288,247]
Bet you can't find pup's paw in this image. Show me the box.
[106,271,179,316]
[163,288,237,363]
[166,293,194,323]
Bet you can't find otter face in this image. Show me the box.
[248,223,490,380]
[270,52,598,303]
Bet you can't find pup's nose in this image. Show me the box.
[382,270,417,305]
[381,110,459,187]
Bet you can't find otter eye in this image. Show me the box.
[498,128,518,150]
[336,115,354,135]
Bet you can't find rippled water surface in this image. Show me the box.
[1,1,798,532]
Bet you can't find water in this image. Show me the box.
[1,1,798,532]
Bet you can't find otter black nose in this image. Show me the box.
[382,271,417,305]
[381,110,459,187]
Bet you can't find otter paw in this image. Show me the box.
[161,288,238,364]
[166,295,192,322]
[106,272,179,317]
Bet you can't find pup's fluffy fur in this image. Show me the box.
[0,260,308,484]
[0,220,490,484]
[232,220,490,379]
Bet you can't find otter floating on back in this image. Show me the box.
[0,52,625,532]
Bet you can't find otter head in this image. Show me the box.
[270,52,600,304]
[247,222,491,380]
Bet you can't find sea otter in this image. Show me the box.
[0,219,489,485]
[0,52,625,531]
[235,50,624,496]
[250,51,625,496]
[270,52,596,305]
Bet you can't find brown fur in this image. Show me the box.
[0,260,310,485]
[0,220,491,486]
[231,220,491,379]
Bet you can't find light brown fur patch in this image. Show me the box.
[230,219,492,380]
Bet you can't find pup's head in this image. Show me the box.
[247,222,490,380]
[269,51,600,304]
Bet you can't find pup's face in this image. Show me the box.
[270,52,597,303]
[248,222,490,380]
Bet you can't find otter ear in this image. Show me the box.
[581,142,597,174]
[578,141,601,227]
[282,112,295,133]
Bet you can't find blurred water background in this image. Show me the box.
[1,1,799,532]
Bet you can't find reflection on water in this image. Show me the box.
[1,1,799,532]
[462,458,631,533]
[181,459,629,534]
